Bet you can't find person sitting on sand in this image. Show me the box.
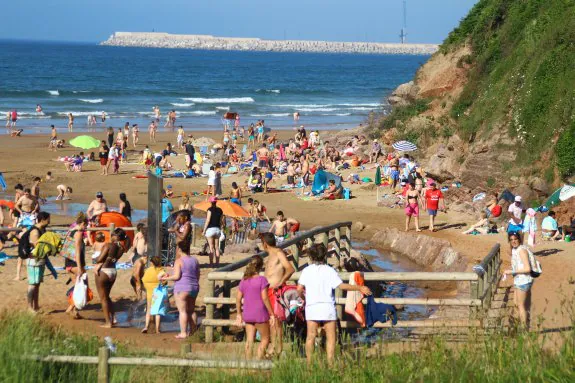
[462,211,491,235]
[319,179,341,200]
[10,129,23,137]
[94,228,128,328]
[541,211,561,241]
[56,184,73,200]
[141,255,166,334]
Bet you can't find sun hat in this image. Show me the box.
[209,196,218,203]
[515,196,522,202]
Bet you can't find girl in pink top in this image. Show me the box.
[235,255,275,359]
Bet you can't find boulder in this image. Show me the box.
[424,144,460,182]
[529,177,550,196]
[512,184,537,205]
[353,222,366,232]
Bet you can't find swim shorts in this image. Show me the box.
[391,170,400,181]
[27,259,45,285]
[289,223,300,233]
[427,209,438,216]
[287,175,295,185]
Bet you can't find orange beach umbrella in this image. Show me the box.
[193,200,250,218]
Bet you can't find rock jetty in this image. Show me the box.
[100,32,438,55]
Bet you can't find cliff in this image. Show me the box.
[100,32,438,55]
[369,0,575,204]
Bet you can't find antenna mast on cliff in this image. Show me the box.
[400,0,407,44]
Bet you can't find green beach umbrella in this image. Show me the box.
[545,184,575,208]
[375,166,382,186]
[69,135,101,150]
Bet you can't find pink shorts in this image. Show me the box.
[405,203,419,217]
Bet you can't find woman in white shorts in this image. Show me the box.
[203,196,225,267]
[297,243,371,365]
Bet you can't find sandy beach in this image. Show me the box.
[0,128,574,354]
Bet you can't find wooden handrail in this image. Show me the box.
[208,271,479,282]
[474,244,501,276]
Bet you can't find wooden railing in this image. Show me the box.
[202,222,502,342]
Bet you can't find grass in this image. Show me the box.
[1,310,574,382]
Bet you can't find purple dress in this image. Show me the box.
[173,256,200,294]
[239,276,270,323]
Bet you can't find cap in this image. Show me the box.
[167,185,173,189]
[514,196,522,202]
[96,192,103,197]
[429,181,437,186]
[209,196,218,203]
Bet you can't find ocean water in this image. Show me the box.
[0,40,428,132]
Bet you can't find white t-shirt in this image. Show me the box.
[508,203,523,224]
[298,264,342,307]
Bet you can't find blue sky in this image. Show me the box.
[0,0,478,43]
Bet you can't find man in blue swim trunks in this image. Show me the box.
[390,154,400,190]
[507,195,524,233]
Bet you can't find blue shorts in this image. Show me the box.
[507,223,523,233]
[391,170,400,181]
[514,282,532,292]
[427,209,438,216]
[230,198,241,206]
[27,263,45,285]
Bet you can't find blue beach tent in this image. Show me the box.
[312,170,342,195]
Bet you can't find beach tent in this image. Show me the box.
[545,184,575,208]
[312,170,342,195]
[90,212,134,245]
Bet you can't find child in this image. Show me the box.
[45,171,53,182]
[230,217,240,243]
[91,232,106,264]
[179,193,191,211]
[141,256,166,334]
[297,244,371,365]
[230,182,242,205]
[207,166,216,198]
[166,185,174,199]
[235,255,275,360]
[56,184,73,200]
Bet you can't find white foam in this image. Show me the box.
[181,97,255,103]
[72,90,91,94]
[322,113,351,116]
[337,103,380,107]
[299,108,339,112]
[274,104,330,108]
[57,111,104,116]
[250,113,291,117]
[177,111,217,116]
[79,99,104,104]
[170,103,195,107]
[256,89,281,94]
[215,106,230,111]
[47,90,60,96]
[346,107,376,111]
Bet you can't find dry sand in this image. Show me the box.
[0,129,573,353]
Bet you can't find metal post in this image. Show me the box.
[205,280,215,343]
[191,223,198,248]
[98,347,110,383]
[148,173,163,263]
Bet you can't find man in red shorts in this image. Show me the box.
[261,233,294,357]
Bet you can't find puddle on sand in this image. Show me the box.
[41,198,148,223]
[114,300,184,333]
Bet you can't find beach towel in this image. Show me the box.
[32,232,63,260]
[523,208,537,247]
[344,271,366,327]
[366,295,397,327]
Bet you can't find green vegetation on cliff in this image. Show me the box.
[443,0,575,178]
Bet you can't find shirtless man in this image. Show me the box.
[269,211,288,244]
[15,188,39,226]
[390,154,400,191]
[68,113,74,132]
[48,125,58,151]
[256,144,270,169]
[149,120,157,143]
[31,177,43,203]
[86,192,108,221]
[262,233,295,357]
[23,212,51,310]
[286,161,296,187]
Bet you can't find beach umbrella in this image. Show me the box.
[90,212,134,245]
[193,200,250,218]
[545,183,575,208]
[69,135,101,150]
[375,166,382,186]
[392,140,417,152]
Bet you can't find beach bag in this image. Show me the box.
[343,188,351,200]
[150,284,169,316]
[32,232,63,260]
[491,205,502,218]
[59,230,77,261]
[526,247,542,278]
[73,274,90,310]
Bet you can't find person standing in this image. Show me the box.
[106,127,114,148]
[507,195,525,233]
[67,113,74,132]
[184,139,195,169]
[22,212,51,312]
[141,256,165,334]
[56,184,73,200]
[66,213,88,319]
[297,244,371,365]
[101,111,107,124]
[118,193,132,220]
[161,241,200,339]
[149,120,157,143]
[132,124,139,147]
[161,190,174,223]
[99,141,110,176]
[123,123,130,148]
[94,228,128,328]
[16,211,48,282]
[206,166,216,198]
[261,233,295,357]
[404,182,421,232]
[203,197,224,267]
[11,109,18,128]
[502,232,534,329]
[236,255,275,360]
[5,111,10,131]
[424,181,445,232]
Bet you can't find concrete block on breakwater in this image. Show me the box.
[100,32,438,55]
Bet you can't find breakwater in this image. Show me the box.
[100,32,438,55]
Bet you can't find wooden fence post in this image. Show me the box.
[222,281,231,333]
[181,343,192,358]
[109,223,115,237]
[343,226,351,257]
[469,280,479,320]
[98,347,110,383]
[334,228,341,259]
[290,244,300,270]
[191,223,198,248]
[205,280,215,343]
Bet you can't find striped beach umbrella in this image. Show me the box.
[392,140,417,152]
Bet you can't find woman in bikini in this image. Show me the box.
[94,228,128,328]
[404,182,421,232]
[168,211,192,257]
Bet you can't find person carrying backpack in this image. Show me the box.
[503,232,540,330]
[17,212,51,312]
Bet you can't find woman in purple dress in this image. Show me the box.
[235,255,275,359]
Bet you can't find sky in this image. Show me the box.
[0,0,478,44]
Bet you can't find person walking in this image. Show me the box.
[424,181,445,232]
[99,141,110,176]
[202,197,224,267]
[236,255,275,360]
[141,256,166,334]
[503,232,534,330]
[161,241,200,339]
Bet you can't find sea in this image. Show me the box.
[0,40,428,132]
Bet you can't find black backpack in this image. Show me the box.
[18,226,43,259]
